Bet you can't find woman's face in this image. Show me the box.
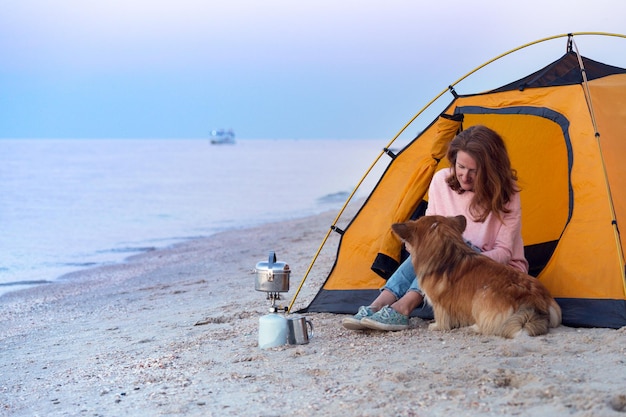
[455,151,478,192]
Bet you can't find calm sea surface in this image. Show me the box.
[0,138,386,297]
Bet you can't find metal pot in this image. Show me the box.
[255,251,290,293]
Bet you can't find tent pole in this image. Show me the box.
[570,37,626,294]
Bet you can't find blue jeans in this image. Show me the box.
[381,256,420,299]
[382,240,482,299]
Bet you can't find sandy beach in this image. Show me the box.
[1,208,626,417]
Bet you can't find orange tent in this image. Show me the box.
[297,33,626,328]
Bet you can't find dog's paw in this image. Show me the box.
[428,322,442,331]
[469,324,481,333]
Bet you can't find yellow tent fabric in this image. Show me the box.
[303,50,626,328]
[370,114,462,279]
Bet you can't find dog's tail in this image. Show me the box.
[548,299,562,328]
[500,307,550,338]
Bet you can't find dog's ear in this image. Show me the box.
[452,215,467,233]
[391,222,412,241]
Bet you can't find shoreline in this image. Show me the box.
[1,209,626,416]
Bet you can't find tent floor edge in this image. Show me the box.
[557,297,626,329]
[299,289,381,315]
[299,289,435,319]
[300,290,626,329]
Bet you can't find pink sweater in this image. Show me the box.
[425,169,529,273]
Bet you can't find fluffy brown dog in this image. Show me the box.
[391,215,561,338]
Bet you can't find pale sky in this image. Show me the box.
[1,0,625,139]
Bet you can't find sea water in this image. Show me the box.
[0,138,386,297]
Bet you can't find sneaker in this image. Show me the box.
[342,306,375,330]
[360,305,409,331]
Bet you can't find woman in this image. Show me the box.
[342,125,528,331]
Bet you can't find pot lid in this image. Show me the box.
[255,251,290,272]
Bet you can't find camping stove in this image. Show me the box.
[254,251,290,311]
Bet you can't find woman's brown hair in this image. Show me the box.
[445,125,520,222]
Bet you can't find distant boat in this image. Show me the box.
[210,129,235,145]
